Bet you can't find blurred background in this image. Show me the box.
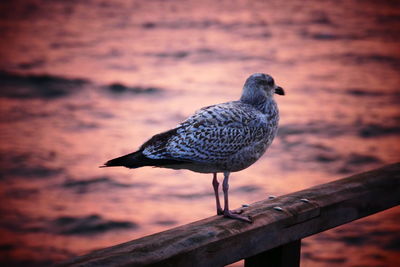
[0,0,399,266]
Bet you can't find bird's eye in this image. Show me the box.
[260,78,274,87]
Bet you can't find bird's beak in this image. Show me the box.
[275,86,285,95]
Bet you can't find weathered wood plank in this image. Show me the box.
[244,240,301,267]
[59,163,400,267]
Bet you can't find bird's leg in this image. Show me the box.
[222,172,252,223]
[213,173,241,215]
[212,173,223,215]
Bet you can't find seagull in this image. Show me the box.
[102,73,285,223]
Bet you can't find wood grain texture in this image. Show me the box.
[59,163,400,267]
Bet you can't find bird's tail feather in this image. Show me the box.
[101,151,146,168]
[100,150,188,169]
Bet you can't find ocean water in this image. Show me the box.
[0,0,399,266]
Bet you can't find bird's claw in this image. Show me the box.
[217,208,243,215]
[217,208,251,223]
[231,208,244,214]
[224,210,253,223]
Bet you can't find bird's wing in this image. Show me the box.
[146,102,272,163]
[139,127,184,160]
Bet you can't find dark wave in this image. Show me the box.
[0,71,162,100]
[346,88,386,96]
[309,12,333,25]
[305,52,400,68]
[162,191,213,200]
[0,165,63,180]
[279,121,400,139]
[358,124,400,138]
[346,53,400,67]
[302,252,347,264]
[18,59,46,70]
[4,188,39,199]
[336,153,382,174]
[317,86,399,97]
[52,214,137,235]
[277,138,383,175]
[0,151,64,180]
[300,30,361,41]
[278,122,347,138]
[0,71,88,99]
[236,185,262,193]
[0,212,137,236]
[376,14,400,24]
[106,83,161,94]
[50,40,96,49]
[318,229,400,252]
[140,19,268,30]
[62,176,143,194]
[154,220,178,226]
[144,51,189,59]
[0,152,62,180]
[383,238,400,251]
[63,176,113,188]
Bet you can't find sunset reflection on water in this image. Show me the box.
[0,0,399,266]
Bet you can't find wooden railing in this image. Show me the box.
[59,163,400,267]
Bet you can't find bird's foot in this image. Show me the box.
[223,210,252,223]
[217,208,243,215]
[217,208,223,215]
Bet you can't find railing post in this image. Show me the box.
[244,240,301,267]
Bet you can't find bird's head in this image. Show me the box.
[241,73,284,104]
[244,73,285,97]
